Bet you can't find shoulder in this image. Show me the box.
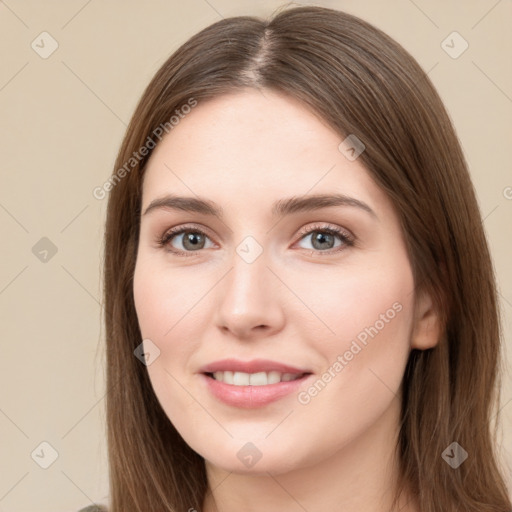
[77,506,107,512]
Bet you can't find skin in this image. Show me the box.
[133,88,440,512]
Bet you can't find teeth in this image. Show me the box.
[211,370,303,386]
[249,372,267,386]
[267,371,281,384]
[233,371,249,385]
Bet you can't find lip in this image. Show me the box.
[198,359,313,409]
[200,372,313,408]
[199,358,310,375]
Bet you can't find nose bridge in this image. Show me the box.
[215,235,284,336]
[224,239,271,309]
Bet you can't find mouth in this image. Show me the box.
[198,360,313,408]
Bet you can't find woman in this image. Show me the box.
[90,4,511,511]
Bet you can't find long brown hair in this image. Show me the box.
[102,5,512,511]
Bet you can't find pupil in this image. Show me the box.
[314,232,333,249]
[184,232,204,250]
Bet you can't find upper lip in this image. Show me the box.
[199,358,311,375]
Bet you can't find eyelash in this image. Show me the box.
[156,222,355,257]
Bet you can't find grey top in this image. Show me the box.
[78,506,106,512]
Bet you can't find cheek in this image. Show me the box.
[328,271,413,355]
[133,257,207,403]
[290,251,415,399]
[133,256,203,340]
[295,254,415,418]
[287,255,414,350]
[133,261,196,423]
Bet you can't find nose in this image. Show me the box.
[214,248,285,341]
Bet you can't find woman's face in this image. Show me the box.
[133,88,434,475]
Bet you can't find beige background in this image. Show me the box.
[1,0,511,510]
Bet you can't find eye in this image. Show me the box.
[157,224,215,257]
[295,223,355,255]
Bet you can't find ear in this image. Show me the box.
[410,288,441,350]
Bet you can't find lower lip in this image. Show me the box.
[201,373,312,408]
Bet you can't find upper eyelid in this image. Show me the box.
[166,223,217,241]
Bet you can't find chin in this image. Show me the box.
[197,436,313,476]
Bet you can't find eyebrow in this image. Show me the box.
[142,193,377,219]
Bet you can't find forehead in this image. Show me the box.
[141,89,384,215]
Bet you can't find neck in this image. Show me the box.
[202,395,418,512]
